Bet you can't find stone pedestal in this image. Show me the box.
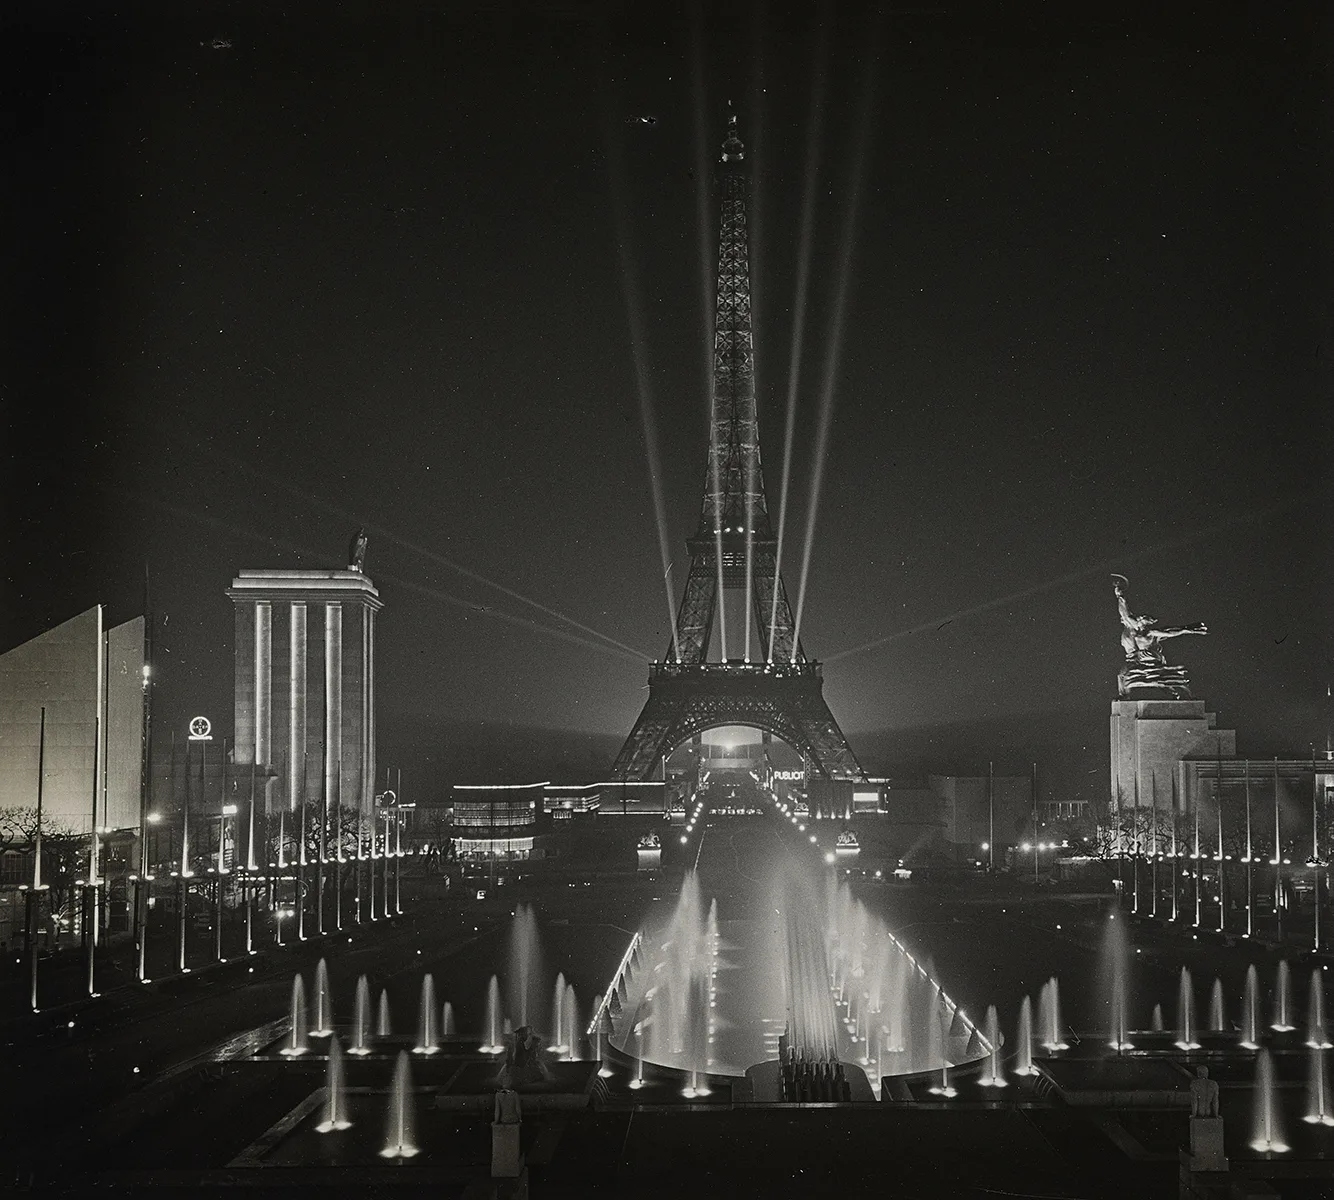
[1187,1116,1227,1171]
[491,1122,524,1178]
[1110,699,1235,813]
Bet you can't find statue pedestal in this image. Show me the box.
[1110,700,1235,814]
[1187,1116,1228,1171]
[491,1123,524,1178]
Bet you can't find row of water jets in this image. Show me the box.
[277,959,600,1159]
[1099,933,1334,1154]
[280,961,586,1061]
[923,952,1333,1158]
[1107,960,1328,1054]
[825,880,993,1090]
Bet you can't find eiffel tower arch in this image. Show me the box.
[613,115,863,785]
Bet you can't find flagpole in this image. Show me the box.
[85,714,100,997]
[1274,756,1283,943]
[246,758,256,955]
[1192,767,1201,927]
[135,579,154,982]
[1245,759,1253,937]
[1132,772,1141,914]
[1215,749,1225,933]
[27,707,48,1011]
[298,752,309,942]
[1150,767,1159,919]
[215,737,227,962]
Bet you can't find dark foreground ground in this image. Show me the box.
[3,815,1332,1198]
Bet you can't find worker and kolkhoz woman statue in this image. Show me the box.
[1112,574,1207,699]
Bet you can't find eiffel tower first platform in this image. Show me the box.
[612,115,863,786]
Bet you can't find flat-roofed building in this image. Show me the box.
[227,569,382,822]
[0,606,145,835]
[452,782,542,857]
[543,783,601,818]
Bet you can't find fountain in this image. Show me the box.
[592,995,613,1077]
[280,974,309,1057]
[350,975,371,1055]
[563,982,579,1060]
[823,879,974,1077]
[1175,967,1200,1050]
[608,868,979,1089]
[441,1000,455,1037]
[550,972,568,1053]
[1038,977,1068,1051]
[1241,965,1260,1049]
[1306,970,1331,1049]
[1305,1046,1334,1126]
[1102,916,1133,1050]
[884,955,907,1053]
[377,988,392,1038]
[979,1005,1006,1087]
[379,1051,419,1159]
[629,1023,645,1089]
[1249,1049,1289,1153]
[1272,959,1295,1032]
[312,958,333,1037]
[481,975,503,1053]
[1014,996,1037,1076]
[1209,978,1226,1033]
[315,1035,351,1131]
[1151,1004,1164,1032]
[414,974,438,1054]
[639,873,719,1075]
[507,903,543,1029]
[928,1058,957,1098]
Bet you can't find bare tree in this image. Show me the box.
[0,806,85,944]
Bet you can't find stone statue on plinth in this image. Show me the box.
[1189,1066,1220,1117]
[497,1025,554,1090]
[1112,575,1207,699]
[1187,1066,1227,1171]
[348,527,368,573]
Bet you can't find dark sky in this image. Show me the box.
[4,1,1331,801]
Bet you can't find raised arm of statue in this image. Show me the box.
[1147,623,1208,642]
[1112,576,1134,631]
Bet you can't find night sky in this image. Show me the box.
[5,2,1331,802]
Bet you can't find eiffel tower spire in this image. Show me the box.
[611,112,861,785]
[673,112,801,665]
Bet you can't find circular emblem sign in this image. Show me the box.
[188,715,212,740]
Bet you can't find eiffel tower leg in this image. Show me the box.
[789,693,863,783]
[611,693,690,782]
[751,549,800,664]
[672,555,718,664]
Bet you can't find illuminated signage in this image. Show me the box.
[188,716,212,741]
[773,770,804,782]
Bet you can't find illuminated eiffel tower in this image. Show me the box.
[612,115,862,785]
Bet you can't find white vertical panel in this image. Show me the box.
[255,602,272,765]
[325,603,342,815]
[367,609,376,818]
[289,603,306,810]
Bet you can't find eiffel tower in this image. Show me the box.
[612,114,863,785]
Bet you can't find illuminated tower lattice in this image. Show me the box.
[612,116,862,784]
